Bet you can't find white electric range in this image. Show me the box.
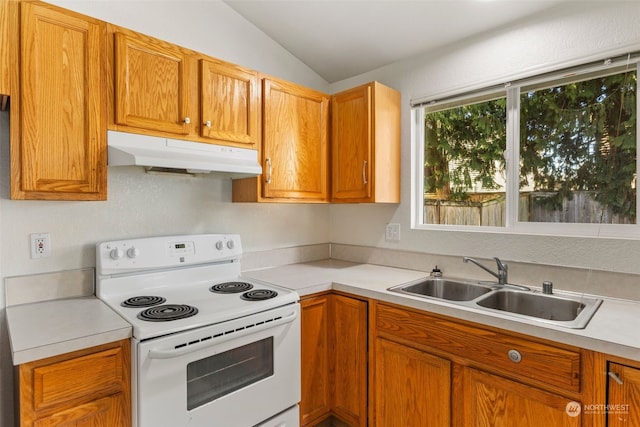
[96,234,300,427]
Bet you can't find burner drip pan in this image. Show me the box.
[210,281,254,294]
[137,304,198,322]
[122,296,166,308]
[241,289,278,301]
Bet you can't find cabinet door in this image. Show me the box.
[459,367,581,427]
[0,0,13,101]
[262,78,329,200]
[114,31,190,135]
[372,337,451,427]
[300,295,332,425]
[332,295,367,427]
[32,394,126,427]
[13,1,106,200]
[608,362,640,426]
[200,58,259,147]
[18,340,130,427]
[331,84,372,201]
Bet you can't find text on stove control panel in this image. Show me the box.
[97,234,243,275]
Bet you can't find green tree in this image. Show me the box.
[424,98,506,201]
[520,70,637,221]
[424,69,637,222]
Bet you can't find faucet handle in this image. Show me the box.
[494,257,508,271]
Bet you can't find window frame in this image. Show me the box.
[412,58,640,239]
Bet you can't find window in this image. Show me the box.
[413,55,639,238]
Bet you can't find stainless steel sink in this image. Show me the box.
[388,277,602,329]
[475,289,602,328]
[389,277,495,301]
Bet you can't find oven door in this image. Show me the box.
[136,303,300,427]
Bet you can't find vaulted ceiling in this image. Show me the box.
[224,0,569,82]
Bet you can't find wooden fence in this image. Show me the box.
[424,191,634,226]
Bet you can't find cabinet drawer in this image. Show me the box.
[28,346,125,411]
[375,303,581,392]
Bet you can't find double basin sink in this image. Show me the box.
[388,277,602,329]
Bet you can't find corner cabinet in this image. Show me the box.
[300,293,367,427]
[233,77,329,202]
[17,339,131,427]
[11,1,107,200]
[331,81,400,203]
[300,294,332,426]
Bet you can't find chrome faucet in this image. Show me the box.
[463,256,508,285]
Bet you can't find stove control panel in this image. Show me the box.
[97,234,242,275]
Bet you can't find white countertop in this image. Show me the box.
[7,259,638,365]
[245,259,640,362]
[6,297,132,365]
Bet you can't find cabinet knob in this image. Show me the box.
[507,349,522,363]
[204,120,212,128]
[184,117,191,124]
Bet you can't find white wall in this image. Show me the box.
[328,1,640,276]
[0,2,330,425]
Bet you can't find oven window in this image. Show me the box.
[186,337,274,410]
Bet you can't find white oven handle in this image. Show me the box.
[147,310,298,360]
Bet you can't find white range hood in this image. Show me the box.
[107,131,262,177]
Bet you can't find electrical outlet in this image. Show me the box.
[30,233,51,258]
[385,223,401,242]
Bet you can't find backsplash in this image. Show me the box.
[5,268,94,306]
[330,244,640,301]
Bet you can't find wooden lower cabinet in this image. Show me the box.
[301,294,332,425]
[370,300,598,427]
[372,337,450,427]
[458,367,580,426]
[300,293,367,427]
[332,294,368,427]
[301,296,636,427]
[607,361,640,426]
[17,340,131,427]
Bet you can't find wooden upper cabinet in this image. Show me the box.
[113,30,191,135]
[331,81,400,203]
[11,1,107,200]
[233,77,329,202]
[262,78,329,200]
[0,0,14,103]
[199,58,259,147]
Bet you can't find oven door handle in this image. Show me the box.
[147,310,298,359]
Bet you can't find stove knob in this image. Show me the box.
[109,248,124,260]
[215,240,224,250]
[127,247,140,259]
[226,240,235,250]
